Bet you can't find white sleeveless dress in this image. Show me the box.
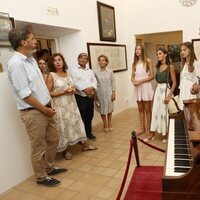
[134,63,154,101]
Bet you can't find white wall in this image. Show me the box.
[1,0,200,194]
[0,73,32,193]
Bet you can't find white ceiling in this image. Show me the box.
[15,20,79,38]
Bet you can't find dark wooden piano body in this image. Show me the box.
[162,100,200,200]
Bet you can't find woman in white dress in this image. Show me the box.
[131,45,154,138]
[94,55,116,132]
[150,48,176,143]
[46,53,97,159]
[179,42,200,109]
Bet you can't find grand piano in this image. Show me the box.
[162,99,200,199]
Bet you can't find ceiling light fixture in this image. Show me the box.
[179,0,198,7]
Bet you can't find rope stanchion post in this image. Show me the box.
[117,131,165,200]
[116,131,135,200]
[132,131,140,167]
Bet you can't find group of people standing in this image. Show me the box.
[6,25,200,188]
[132,42,200,143]
[6,27,116,187]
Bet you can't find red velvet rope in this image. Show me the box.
[137,137,166,153]
[116,139,135,200]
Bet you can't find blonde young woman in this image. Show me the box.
[149,48,176,143]
[131,45,154,138]
[94,55,116,132]
[179,42,200,108]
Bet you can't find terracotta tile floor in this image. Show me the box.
[0,108,166,200]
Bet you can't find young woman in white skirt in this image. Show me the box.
[179,42,200,109]
[131,45,154,138]
[149,48,176,143]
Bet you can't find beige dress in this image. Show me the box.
[51,72,87,152]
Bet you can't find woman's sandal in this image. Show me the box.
[63,150,73,160]
[82,145,98,152]
[143,134,155,142]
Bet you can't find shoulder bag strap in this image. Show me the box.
[165,65,169,98]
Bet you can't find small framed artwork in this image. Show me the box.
[0,14,15,46]
[36,40,41,51]
[136,38,142,45]
[156,44,165,51]
[167,44,171,51]
[97,1,116,42]
[192,39,200,60]
[87,43,127,73]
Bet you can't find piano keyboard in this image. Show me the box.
[165,118,192,176]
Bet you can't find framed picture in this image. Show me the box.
[97,1,116,42]
[156,44,165,51]
[0,15,15,46]
[192,39,200,60]
[136,38,142,45]
[36,40,41,51]
[87,43,127,73]
[167,44,171,51]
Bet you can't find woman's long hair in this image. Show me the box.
[155,47,171,68]
[132,44,150,72]
[49,53,68,72]
[180,42,197,72]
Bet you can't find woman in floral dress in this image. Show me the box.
[46,53,96,159]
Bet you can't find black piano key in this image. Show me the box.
[175,140,187,144]
[175,154,191,159]
[175,149,189,154]
[175,144,188,148]
[175,160,191,166]
[174,167,191,173]
[175,135,186,138]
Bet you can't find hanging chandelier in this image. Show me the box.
[179,0,198,7]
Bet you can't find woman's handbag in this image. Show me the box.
[166,95,181,114]
[165,66,182,115]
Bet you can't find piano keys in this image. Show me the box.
[165,118,192,176]
[162,100,200,200]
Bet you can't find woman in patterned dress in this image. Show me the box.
[131,45,154,138]
[46,53,96,159]
[150,48,176,143]
[94,55,116,132]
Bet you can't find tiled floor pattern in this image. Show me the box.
[0,108,166,200]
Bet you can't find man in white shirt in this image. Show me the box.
[70,53,97,140]
[7,27,66,187]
